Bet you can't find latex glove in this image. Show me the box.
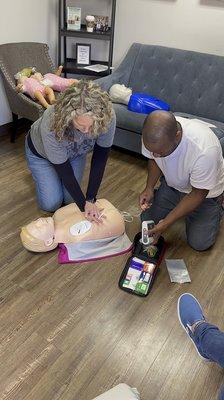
[84,201,104,223]
[139,187,154,211]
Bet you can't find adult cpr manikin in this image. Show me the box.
[20,199,132,261]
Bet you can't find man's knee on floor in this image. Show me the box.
[187,233,216,252]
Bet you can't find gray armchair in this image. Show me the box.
[0,42,55,142]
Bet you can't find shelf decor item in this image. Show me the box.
[58,0,116,78]
[94,15,109,32]
[76,43,91,65]
[83,64,108,73]
[67,6,81,31]
[85,15,95,33]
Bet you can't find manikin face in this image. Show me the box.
[109,84,132,103]
[113,84,132,96]
[33,72,44,81]
[26,217,55,247]
[73,114,94,134]
[19,75,28,84]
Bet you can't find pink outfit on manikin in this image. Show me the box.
[22,77,46,99]
[44,73,73,92]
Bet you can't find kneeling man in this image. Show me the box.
[140,111,224,251]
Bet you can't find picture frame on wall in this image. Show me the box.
[76,43,91,66]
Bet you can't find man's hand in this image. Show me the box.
[148,219,168,244]
[139,187,154,210]
[84,201,104,223]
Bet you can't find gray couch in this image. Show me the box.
[97,43,224,154]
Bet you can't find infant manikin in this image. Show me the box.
[16,75,55,109]
[33,66,78,93]
[15,66,78,109]
[20,199,132,261]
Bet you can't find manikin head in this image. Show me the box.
[16,75,29,85]
[21,217,56,252]
[14,67,36,81]
[109,84,132,105]
[33,72,44,82]
[142,111,182,158]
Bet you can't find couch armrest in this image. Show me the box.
[96,43,142,92]
[96,71,126,92]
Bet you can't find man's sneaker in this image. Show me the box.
[177,293,210,361]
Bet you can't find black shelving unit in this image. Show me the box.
[58,0,116,78]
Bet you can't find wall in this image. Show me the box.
[0,0,58,125]
[113,0,224,65]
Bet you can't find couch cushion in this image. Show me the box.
[113,103,146,134]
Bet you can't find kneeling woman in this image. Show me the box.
[25,80,115,222]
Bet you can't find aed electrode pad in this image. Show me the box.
[69,220,92,236]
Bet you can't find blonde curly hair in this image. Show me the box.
[52,79,113,141]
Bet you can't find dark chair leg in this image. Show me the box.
[11,113,18,143]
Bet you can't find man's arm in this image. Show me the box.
[150,144,222,238]
[146,159,162,190]
[140,159,162,210]
[163,187,208,226]
[149,187,209,239]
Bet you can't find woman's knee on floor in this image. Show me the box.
[38,196,63,213]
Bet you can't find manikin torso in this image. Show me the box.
[54,199,124,243]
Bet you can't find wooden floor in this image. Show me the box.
[0,132,224,400]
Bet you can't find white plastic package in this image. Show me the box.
[93,383,140,400]
[165,259,191,283]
